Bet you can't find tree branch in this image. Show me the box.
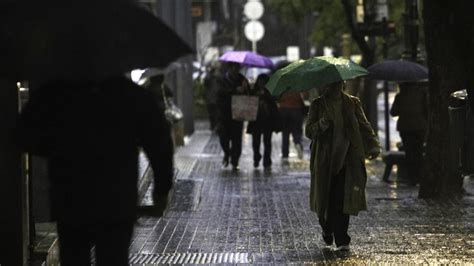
[341,0,374,66]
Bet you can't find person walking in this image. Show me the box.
[278,91,307,159]
[246,74,280,169]
[17,76,174,266]
[216,62,250,170]
[203,63,221,131]
[390,82,428,185]
[305,81,380,251]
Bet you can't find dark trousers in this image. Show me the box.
[280,108,303,157]
[206,103,218,130]
[252,130,273,167]
[218,120,244,166]
[400,130,425,184]
[57,220,134,266]
[319,168,351,246]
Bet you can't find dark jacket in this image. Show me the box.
[216,72,249,126]
[390,86,428,132]
[203,72,220,105]
[17,77,174,224]
[246,87,281,134]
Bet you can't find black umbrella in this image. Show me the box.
[367,60,428,82]
[0,0,193,82]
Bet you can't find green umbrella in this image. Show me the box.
[266,56,368,97]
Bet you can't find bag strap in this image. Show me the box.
[161,83,170,109]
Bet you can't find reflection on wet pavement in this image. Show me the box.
[131,127,474,264]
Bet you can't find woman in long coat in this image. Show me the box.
[305,81,380,250]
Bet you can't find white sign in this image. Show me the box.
[204,47,219,65]
[356,4,364,23]
[286,46,300,62]
[323,46,334,57]
[244,20,265,42]
[376,3,389,21]
[244,1,264,20]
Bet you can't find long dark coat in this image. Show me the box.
[305,92,380,219]
[17,77,174,225]
[390,86,428,132]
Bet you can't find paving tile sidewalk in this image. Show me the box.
[130,122,474,264]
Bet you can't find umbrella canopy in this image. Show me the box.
[219,51,274,69]
[367,60,428,82]
[0,1,193,82]
[266,56,368,97]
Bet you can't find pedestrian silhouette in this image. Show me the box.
[390,82,428,185]
[305,81,380,251]
[17,76,174,266]
[203,63,222,131]
[278,91,307,159]
[216,62,250,171]
[246,74,280,169]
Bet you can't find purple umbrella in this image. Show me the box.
[219,51,274,69]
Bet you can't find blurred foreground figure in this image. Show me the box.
[390,82,428,185]
[204,63,222,131]
[17,77,174,266]
[305,81,380,251]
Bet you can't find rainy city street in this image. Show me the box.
[130,122,474,264]
[2,1,474,265]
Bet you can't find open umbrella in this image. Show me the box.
[0,0,193,82]
[219,51,274,69]
[266,56,368,97]
[367,60,428,82]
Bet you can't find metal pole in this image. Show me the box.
[0,79,28,266]
[384,81,390,150]
[251,41,257,80]
[382,18,390,150]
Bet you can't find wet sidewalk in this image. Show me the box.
[130,122,474,264]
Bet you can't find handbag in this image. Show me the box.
[231,95,259,121]
[162,85,183,124]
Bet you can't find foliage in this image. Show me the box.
[267,0,408,60]
[309,1,350,51]
[266,0,322,24]
[267,0,345,50]
[380,1,408,59]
